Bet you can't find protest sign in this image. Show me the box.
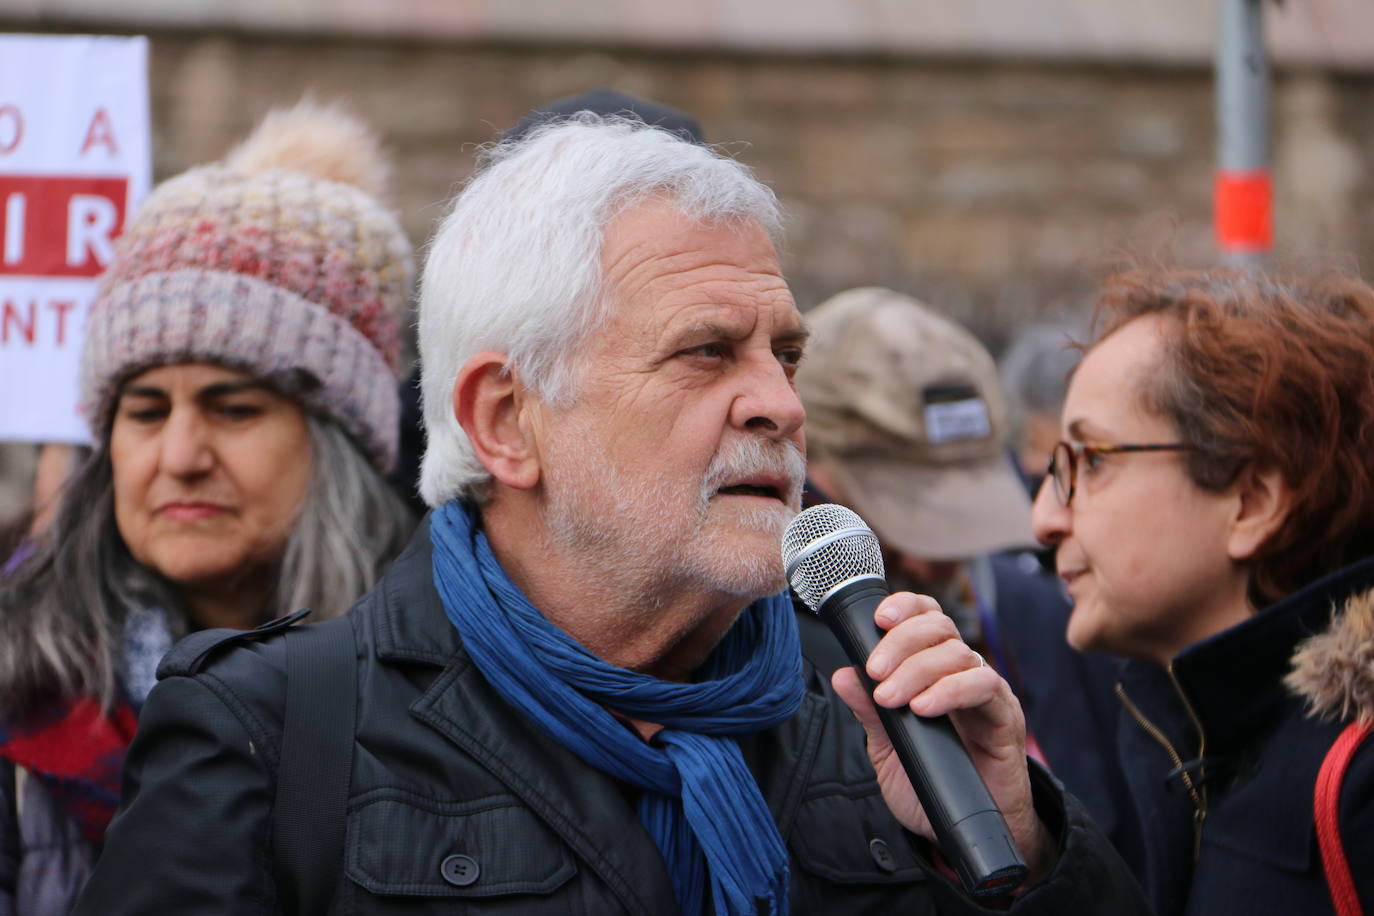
[0,34,150,443]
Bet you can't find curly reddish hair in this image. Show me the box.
[1091,267,1374,605]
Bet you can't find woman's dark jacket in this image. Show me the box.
[77,526,1147,914]
[1115,555,1374,916]
[0,761,97,916]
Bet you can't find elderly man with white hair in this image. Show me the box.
[78,116,1147,915]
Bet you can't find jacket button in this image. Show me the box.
[441,854,480,887]
[869,838,897,873]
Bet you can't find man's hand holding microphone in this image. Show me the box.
[784,504,1054,896]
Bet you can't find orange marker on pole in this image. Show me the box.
[1214,170,1271,254]
[1215,0,1270,266]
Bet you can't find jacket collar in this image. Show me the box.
[1122,554,1374,750]
[1116,557,1374,879]
[370,514,463,666]
[1285,571,1374,725]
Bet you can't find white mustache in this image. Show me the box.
[701,437,806,508]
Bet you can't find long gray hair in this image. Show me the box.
[0,414,414,713]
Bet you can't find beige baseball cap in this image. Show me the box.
[797,287,1035,560]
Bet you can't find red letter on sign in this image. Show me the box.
[47,299,76,346]
[80,107,119,157]
[0,106,21,155]
[2,299,36,345]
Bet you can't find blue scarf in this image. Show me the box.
[430,501,805,916]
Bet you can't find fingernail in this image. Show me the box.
[867,653,889,679]
[875,607,897,625]
[872,682,893,706]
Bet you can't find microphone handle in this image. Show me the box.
[819,577,1029,897]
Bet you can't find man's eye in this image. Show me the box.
[1081,450,1105,472]
[681,343,726,360]
[776,347,804,369]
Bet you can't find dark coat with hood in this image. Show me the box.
[1114,555,1374,916]
[76,525,1148,915]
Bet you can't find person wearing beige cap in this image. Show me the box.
[796,287,1143,881]
[798,287,1034,617]
[801,286,1034,537]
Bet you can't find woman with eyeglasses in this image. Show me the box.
[1030,268,1374,916]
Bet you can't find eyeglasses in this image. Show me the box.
[1046,440,1195,507]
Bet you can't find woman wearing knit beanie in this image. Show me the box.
[0,101,416,914]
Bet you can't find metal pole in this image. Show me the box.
[1215,0,1270,268]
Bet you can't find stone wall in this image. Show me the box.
[132,32,1374,345]
[3,27,1374,520]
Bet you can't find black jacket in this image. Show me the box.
[78,526,1147,914]
[1115,556,1374,916]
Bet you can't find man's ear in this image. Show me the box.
[1226,465,1292,562]
[452,352,541,491]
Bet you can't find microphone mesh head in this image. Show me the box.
[781,503,885,611]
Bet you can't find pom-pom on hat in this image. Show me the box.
[79,100,414,471]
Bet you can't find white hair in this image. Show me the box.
[417,114,783,507]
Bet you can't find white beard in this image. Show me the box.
[541,425,805,607]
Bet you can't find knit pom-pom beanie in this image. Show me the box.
[80,99,413,471]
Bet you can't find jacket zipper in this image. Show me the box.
[1115,669,1210,861]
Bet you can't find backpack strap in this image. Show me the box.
[156,609,311,679]
[273,617,358,915]
[1316,719,1373,916]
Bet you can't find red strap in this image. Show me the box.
[1316,720,1373,916]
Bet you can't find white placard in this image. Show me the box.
[0,34,150,443]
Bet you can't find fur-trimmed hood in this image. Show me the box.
[1286,586,1374,724]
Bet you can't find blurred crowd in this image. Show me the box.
[1,89,1371,916]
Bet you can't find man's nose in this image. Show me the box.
[731,356,806,440]
[1029,476,1069,546]
[158,410,215,478]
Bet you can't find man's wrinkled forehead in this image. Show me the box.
[602,201,789,302]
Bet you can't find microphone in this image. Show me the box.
[782,503,1028,897]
